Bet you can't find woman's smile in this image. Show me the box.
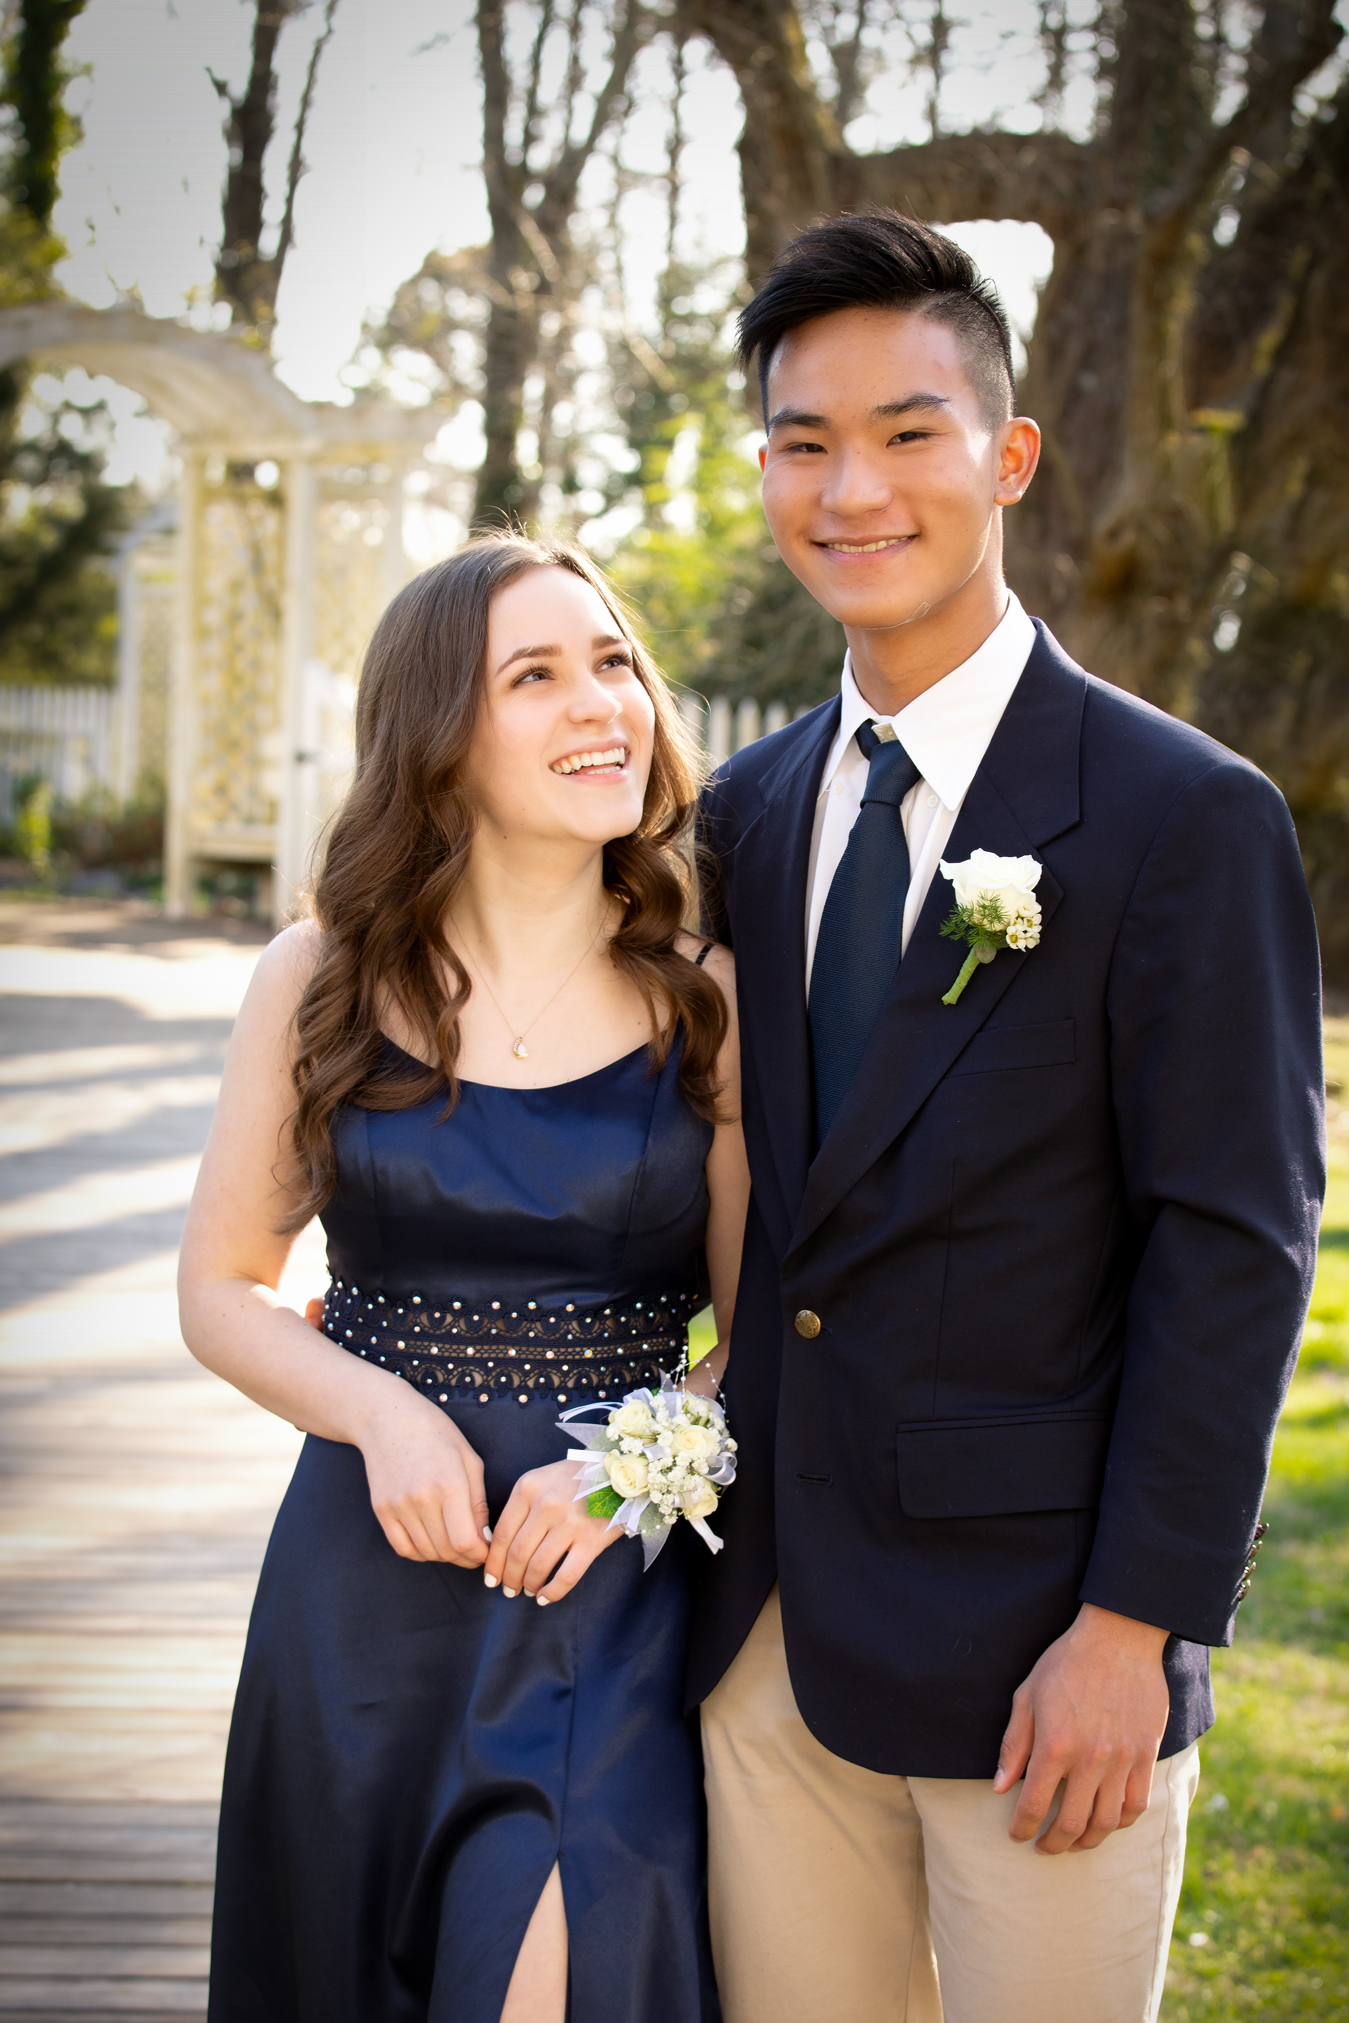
[550,742,630,777]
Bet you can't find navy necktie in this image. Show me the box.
[808,722,922,1147]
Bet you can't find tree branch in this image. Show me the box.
[838,127,1093,240]
[541,0,650,225]
[519,0,557,170]
[274,0,340,282]
[1173,0,1341,222]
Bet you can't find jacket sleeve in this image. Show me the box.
[1079,758,1325,1646]
[696,766,736,947]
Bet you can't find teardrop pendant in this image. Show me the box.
[512,1038,529,1060]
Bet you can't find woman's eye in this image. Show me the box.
[513,665,550,685]
[601,652,634,672]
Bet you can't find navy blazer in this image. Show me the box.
[689,622,1325,1778]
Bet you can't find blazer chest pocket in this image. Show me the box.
[896,1411,1110,1519]
[951,1018,1075,1076]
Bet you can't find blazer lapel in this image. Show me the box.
[728,700,839,1247]
[789,631,1086,1257]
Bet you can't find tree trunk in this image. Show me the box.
[679,0,1349,976]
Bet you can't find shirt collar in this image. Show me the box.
[822,592,1037,810]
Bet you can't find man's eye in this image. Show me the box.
[889,430,930,445]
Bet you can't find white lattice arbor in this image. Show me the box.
[0,302,437,921]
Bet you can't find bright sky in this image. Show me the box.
[52,0,1058,496]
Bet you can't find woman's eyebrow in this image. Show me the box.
[493,634,629,676]
[494,641,561,675]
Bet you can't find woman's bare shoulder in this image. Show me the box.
[237,918,326,1031]
[674,932,736,1004]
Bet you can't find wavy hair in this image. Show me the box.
[282,533,726,1230]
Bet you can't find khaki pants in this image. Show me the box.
[701,1587,1198,2023]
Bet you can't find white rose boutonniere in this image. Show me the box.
[937,849,1044,1004]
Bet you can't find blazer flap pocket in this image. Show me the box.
[951,1019,1075,1076]
[896,1411,1110,1518]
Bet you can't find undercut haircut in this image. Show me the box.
[739,211,1016,432]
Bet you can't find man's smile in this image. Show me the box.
[814,535,916,555]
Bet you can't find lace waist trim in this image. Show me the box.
[323,1278,699,1408]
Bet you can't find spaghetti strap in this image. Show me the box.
[694,942,714,967]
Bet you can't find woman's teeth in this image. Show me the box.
[552,747,626,775]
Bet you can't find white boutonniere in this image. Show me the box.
[938,849,1044,1004]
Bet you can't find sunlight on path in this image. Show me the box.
[0,902,321,2021]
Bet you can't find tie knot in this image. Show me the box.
[856,721,921,807]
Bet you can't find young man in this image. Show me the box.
[692,212,1324,2023]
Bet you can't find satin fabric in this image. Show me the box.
[209,1041,719,2023]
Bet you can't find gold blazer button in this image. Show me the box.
[794,1310,822,1339]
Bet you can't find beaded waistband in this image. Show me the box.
[323,1278,700,1409]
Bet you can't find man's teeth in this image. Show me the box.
[552,746,626,775]
[823,538,907,553]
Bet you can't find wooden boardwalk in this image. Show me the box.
[0,903,315,2020]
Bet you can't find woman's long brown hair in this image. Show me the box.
[282,533,727,1230]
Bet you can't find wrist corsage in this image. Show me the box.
[938,849,1044,1004]
[558,1374,737,1568]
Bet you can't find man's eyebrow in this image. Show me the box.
[766,406,829,432]
[872,393,951,420]
[766,392,952,434]
[493,634,629,676]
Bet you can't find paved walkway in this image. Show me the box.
[0,902,319,2020]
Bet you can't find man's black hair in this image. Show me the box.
[738,210,1016,431]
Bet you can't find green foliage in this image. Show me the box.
[0,388,125,684]
[50,780,163,872]
[2,0,85,233]
[0,0,127,686]
[13,770,50,878]
[586,1485,624,1521]
[608,261,843,711]
[1160,1089,1349,2019]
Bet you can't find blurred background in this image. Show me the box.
[0,3,1346,2019]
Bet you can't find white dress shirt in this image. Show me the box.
[804,593,1037,992]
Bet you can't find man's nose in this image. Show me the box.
[819,449,891,516]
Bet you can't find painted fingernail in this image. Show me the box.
[502,1587,517,1598]
[483,1573,499,1588]
[536,1595,550,1607]
[482,1525,493,1542]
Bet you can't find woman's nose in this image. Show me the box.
[569,674,623,721]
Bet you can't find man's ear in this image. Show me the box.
[994,416,1041,506]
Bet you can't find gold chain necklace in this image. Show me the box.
[455,918,606,1061]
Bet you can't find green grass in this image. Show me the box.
[688,1304,717,1366]
[1161,1026,1349,2019]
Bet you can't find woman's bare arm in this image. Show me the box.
[177,923,489,1566]
[686,942,748,1399]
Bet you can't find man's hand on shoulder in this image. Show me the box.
[993,1603,1170,1853]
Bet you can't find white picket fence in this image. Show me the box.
[0,686,118,827]
[0,681,806,841]
[681,695,808,765]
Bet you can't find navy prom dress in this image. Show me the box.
[208,1033,721,2023]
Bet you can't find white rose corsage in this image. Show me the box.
[938,849,1044,1004]
[557,1375,737,1568]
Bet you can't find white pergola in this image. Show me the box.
[0,302,439,921]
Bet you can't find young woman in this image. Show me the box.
[179,535,747,2023]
